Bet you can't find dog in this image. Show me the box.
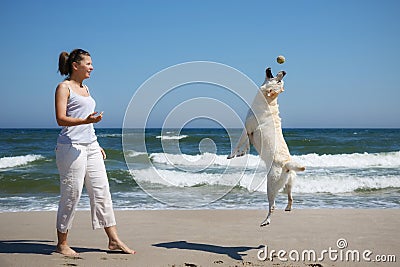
[228,67,305,226]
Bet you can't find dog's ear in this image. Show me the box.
[266,68,274,79]
[276,71,286,82]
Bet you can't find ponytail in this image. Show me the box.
[58,51,69,76]
[57,49,90,76]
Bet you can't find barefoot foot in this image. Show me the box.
[108,240,136,254]
[56,244,79,256]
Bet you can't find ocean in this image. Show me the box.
[0,128,399,212]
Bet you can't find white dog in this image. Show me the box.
[228,67,305,226]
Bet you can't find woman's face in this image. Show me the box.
[74,55,94,79]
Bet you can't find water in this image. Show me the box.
[0,128,399,212]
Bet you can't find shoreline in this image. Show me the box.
[0,209,399,266]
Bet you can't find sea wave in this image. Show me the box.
[131,166,400,194]
[129,150,400,194]
[156,135,188,140]
[150,152,262,168]
[126,150,148,158]
[293,151,400,168]
[97,133,122,138]
[0,154,43,169]
[294,174,400,194]
[130,168,234,187]
[149,151,400,169]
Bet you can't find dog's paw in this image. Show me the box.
[260,218,270,227]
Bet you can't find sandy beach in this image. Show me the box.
[0,209,398,267]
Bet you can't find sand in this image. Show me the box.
[0,209,399,266]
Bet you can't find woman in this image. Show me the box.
[55,48,135,255]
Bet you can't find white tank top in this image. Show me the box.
[57,85,97,144]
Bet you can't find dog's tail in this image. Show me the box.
[227,129,250,159]
[284,161,306,172]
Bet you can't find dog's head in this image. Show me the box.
[261,67,286,98]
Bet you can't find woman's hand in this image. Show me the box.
[85,111,103,124]
[100,147,107,160]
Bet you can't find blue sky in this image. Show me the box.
[0,0,399,128]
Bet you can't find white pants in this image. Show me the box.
[56,141,116,233]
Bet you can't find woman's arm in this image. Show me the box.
[55,83,102,126]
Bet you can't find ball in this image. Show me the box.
[277,55,285,64]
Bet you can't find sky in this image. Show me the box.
[0,0,399,128]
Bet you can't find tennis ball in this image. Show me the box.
[277,55,285,64]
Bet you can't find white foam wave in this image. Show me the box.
[130,150,400,193]
[156,135,188,140]
[0,154,43,169]
[97,133,122,138]
[131,166,400,194]
[126,150,148,158]
[150,151,400,170]
[294,174,400,194]
[131,168,236,187]
[293,151,400,168]
[151,152,263,168]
